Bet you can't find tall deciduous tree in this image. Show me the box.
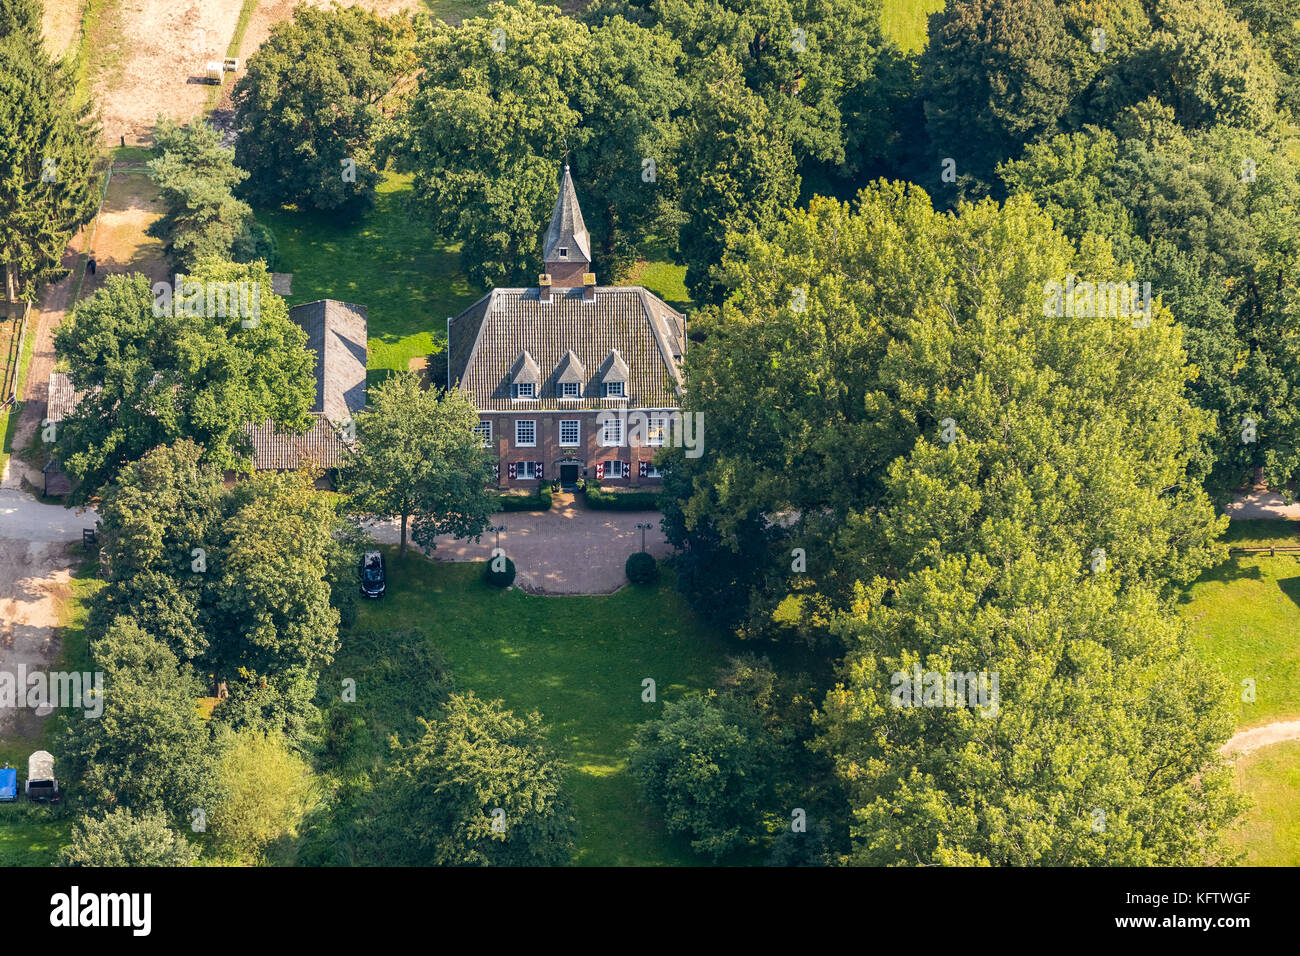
[52,265,315,500]
[341,371,495,557]
[91,439,223,660]
[628,691,776,859]
[208,469,343,737]
[65,618,217,820]
[675,51,799,304]
[920,0,1082,196]
[360,692,577,866]
[661,183,1225,641]
[816,553,1243,865]
[233,5,417,214]
[650,0,885,169]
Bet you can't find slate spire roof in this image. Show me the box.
[543,165,591,265]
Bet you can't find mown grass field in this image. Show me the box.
[257,172,477,385]
[1229,740,1300,866]
[1178,519,1300,866]
[880,0,943,52]
[320,553,747,866]
[1178,520,1300,730]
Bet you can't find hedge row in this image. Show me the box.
[584,485,661,511]
[495,484,553,512]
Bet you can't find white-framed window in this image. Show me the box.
[513,381,536,399]
[603,380,626,399]
[605,460,625,479]
[515,419,536,447]
[559,420,580,446]
[559,381,581,399]
[647,463,662,478]
[473,421,492,447]
[517,461,537,479]
[601,417,624,446]
[647,417,667,446]
[558,247,568,257]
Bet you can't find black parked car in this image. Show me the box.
[360,550,386,598]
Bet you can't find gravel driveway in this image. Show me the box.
[365,493,673,595]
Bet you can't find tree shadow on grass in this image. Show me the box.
[1278,575,1300,613]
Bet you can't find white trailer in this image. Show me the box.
[26,750,57,801]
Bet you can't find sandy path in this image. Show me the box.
[0,490,96,737]
[1221,719,1300,756]
[96,0,248,145]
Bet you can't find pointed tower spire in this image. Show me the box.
[543,164,592,289]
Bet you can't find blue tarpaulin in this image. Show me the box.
[0,768,16,801]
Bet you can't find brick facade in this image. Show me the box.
[485,410,664,489]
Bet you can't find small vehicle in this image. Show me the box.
[0,766,16,802]
[360,550,386,599]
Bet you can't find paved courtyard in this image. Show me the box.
[365,492,673,594]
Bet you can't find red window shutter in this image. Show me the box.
[508,461,517,480]
[493,462,499,480]
[639,460,647,478]
[536,462,544,480]
[595,461,604,480]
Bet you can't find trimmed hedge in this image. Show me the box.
[484,554,517,588]
[585,485,660,511]
[496,484,553,512]
[625,551,658,585]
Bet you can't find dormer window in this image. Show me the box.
[559,381,581,399]
[602,380,626,399]
[510,349,541,400]
[558,247,568,258]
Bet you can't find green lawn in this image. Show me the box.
[1230,740,1300,866]
[1178,520,1300,730]
[326,552,746,865]
[880,0,943,52]
[257,172,479,385]
[1177,519,1300,866]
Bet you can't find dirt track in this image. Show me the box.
[0,491,96,738]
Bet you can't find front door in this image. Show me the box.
[560,463,579,489]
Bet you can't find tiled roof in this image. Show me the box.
[289,300,368,423]
[243,414,351,471]
[447,286,686,411]
[46,372,84,423]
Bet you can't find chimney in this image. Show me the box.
[539,273,552,304]
[583,272,596,302]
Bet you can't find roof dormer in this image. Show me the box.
[511,349,540,399]
[556,350,586,398]
[599,348,628,399]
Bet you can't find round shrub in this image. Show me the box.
[484,555,517,588]
[625,551,658,585]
